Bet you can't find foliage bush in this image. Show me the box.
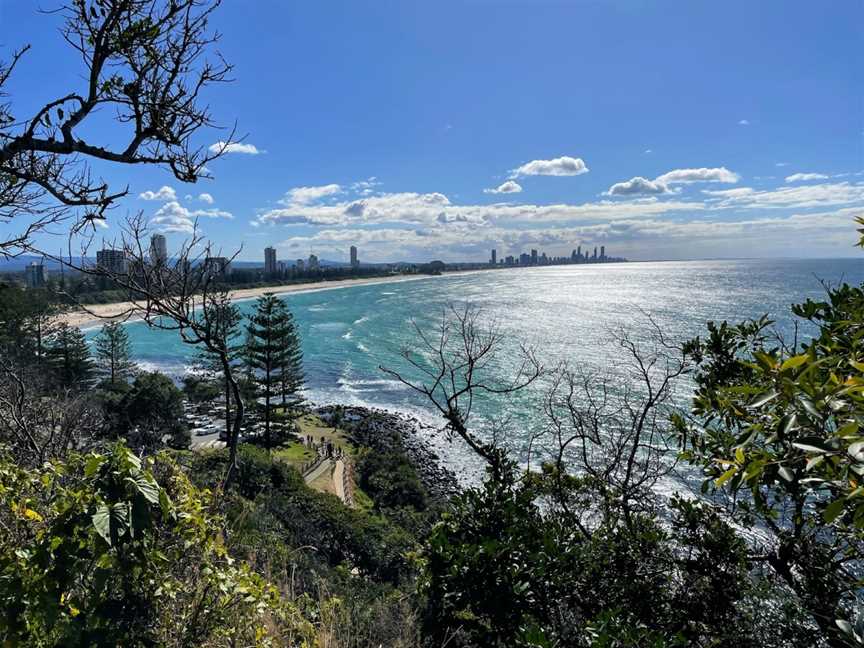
[0,443,314,646]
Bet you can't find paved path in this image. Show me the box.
[333,459,346,502]
[304,457,333,485]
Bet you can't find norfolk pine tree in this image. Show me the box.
[94,321,136,384]
[245,294,304,448]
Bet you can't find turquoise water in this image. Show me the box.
[88,259,864,477]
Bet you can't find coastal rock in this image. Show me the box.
[315,404,460,502]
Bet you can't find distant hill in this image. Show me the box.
[0,255,89,272]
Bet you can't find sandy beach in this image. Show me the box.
[55,272,470,330]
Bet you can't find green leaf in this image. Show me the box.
[848,441,864,462]
[792,439,832,454]
[778,413,797,437]
[750,391,779,408]
[126,475,159,504]
[780,354,808,372]
[715,466,738,487]
[753,351,778,372]
[92,504,111,545]
[824,499,845,523]
[84,454,106,478]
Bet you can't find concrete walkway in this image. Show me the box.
[333,459,346,502]
[304,457,333,485]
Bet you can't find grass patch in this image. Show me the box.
[272,441,315,465]
[352,485,374,512]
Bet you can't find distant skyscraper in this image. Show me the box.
[593,246,598,260]
[203,256,231,279]
[264,246,277,275]
[149,234,168,265]
[531,249,538,265]
[490,249,497,265]
[350,245,359,269]
[25,261,45,288]
[577,245,582,260]
[600,245,606,260]
[296,258,305,271]
[96,248,128,275]
[308,254,319,271]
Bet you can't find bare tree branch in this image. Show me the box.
[0,0,238,256]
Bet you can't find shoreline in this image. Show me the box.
[56,271,478,330]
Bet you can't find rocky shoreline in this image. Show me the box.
[315,404,461,503]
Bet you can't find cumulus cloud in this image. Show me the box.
[738,119,750,126]
[511,156,589,178]
[655,167,740,185]
[198,192,214,204]
[282,184,342,205]
[605,177,670,197]
[208,141,264,155]
[605,167,739,197]
[257,189,702,229]
[139,186,177,201]
[484,180,523,194]
[271,205,861,262]
[785,172,829,183]
[150,201,233,234]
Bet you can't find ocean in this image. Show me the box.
[87,258,864,480]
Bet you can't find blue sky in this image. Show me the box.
[1,0,862,262]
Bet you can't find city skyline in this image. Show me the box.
[0,2,861,263]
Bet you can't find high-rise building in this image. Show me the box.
[149,234,168,265]
[264,246,277,275]
[296,258,305,272]
[577,245,582,260]
[350,245,359,269]
[490,249,497,265]
[308,254,319,271]
[530,249,538,265]
[96,248,128,275]
[593,246,598,260]
[600,245,606,260]
[25,262,45,288]
[203,256,231,279]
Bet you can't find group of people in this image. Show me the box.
[302,434,345,459]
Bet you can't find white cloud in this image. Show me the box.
[775,162,790,167]
[604,167,739,197]
[150,201,233,234]
[655,167,740,185]
[208,141,264,155]
[738,119,750,126]
[198,192,214,204]
[511,156,589,178]
[350,177,381,196]
[271,205,862,262]
[139,186,177,201]
[644,149,653,154]
[704,181,864,209]
[282,184,343,205]
[484,180,523,195]
[605,176,670,197]
[258,189,702,229]
[785,172,829,183]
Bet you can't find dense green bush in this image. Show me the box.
[0,443,314,646]
[357,450,429,512]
